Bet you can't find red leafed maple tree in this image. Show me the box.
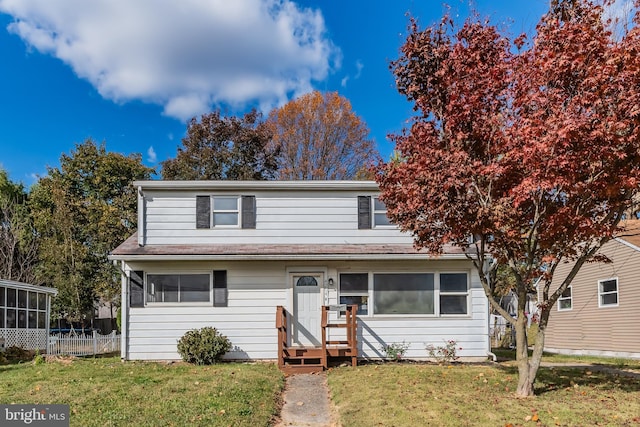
[377,0,640,397]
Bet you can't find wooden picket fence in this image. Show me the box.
[48,331,120,356]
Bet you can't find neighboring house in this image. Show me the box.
[544,220,640,359]
[110,180,490,369]
[0,279,57,351]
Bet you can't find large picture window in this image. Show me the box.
[374,273,435,315]
[598,278,618,307]
[339,273,369,315]
[147,274,210,303]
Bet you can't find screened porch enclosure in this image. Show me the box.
[0,279,57,351]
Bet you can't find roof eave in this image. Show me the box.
[108,253,471,262]
[132,180,381,192]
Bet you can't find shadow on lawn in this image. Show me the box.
[496,364,640,395]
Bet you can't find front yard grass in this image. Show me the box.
[328,362,640,426]
[0,356,284,427]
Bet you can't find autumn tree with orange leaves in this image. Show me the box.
[377,0,640,397]
[268,91,379,180]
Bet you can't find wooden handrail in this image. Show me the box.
[276,306,287,369]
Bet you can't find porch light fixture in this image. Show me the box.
[328,278,335,287]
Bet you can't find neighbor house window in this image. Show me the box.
[339,273,369,315]
[373,197,393,227]
[146,274,210,303]
[598,278,618,307]
[558,286,572,311]
[439,273,469,315]
[373,273,435,315]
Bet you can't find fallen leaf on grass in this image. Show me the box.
[296,402,304,406]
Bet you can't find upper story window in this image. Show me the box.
[357,196,395,229]
[598,278,618,307]
[558,286,572,311]
[196,195,256,229]
[212,196,239,227]
[373,197,393,227]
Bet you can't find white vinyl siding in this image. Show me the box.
[141,190,412,245]
[124,260,488,361]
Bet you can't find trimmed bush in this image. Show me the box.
[177,327,231,365]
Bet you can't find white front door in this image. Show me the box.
[292,272,323,346]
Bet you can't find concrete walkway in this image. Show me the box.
[275,372,337,427]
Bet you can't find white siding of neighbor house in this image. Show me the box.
[123,260,489,361]
[142,190,413,245]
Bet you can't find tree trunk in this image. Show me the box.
[515,308,547,397]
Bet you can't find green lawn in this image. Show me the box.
[0,356,284,427]
[328,361,640,427]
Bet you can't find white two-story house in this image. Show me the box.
[110,180,490,369]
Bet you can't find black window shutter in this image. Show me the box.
[213,270,228,307]
[196,196,211,229]
[130,270,145,308]
[358,196,371,229]
[241,196,256,229]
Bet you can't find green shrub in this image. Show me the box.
[381,341,410,361]
[177,327,231,365]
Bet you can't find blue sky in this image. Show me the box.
[0,0,559,184]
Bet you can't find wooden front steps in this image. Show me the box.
[276,305,358,375]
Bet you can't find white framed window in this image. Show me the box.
[147,274,211,303]
[212,196,240,227]
[439,273,469,315]
[338,273,369,316]
[598,278,618,307]
[374,273,435,315]
[558,286,572,311]
[373,197,393,227]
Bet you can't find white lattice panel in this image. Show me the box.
[0,328,48,350]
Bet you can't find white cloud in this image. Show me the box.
[355,60,364,79]
[147,146,157,163]
[0,0,340,120]
[340,59,363,88]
